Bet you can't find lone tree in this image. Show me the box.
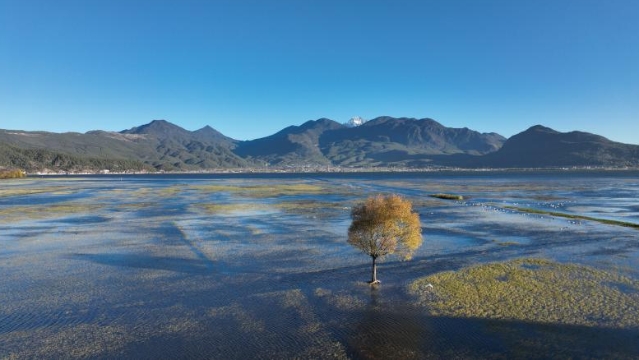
[348,194,422,284]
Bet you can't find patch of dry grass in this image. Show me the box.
[196,203,270,214]
[191,183,329,197]
[0,202,104,223]
[0,186,73,198]
[274,200,349,218]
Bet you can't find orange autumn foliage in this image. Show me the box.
[348,194,422,283]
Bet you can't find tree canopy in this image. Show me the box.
[348,194,422,283]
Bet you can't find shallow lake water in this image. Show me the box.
[1,171,639,359]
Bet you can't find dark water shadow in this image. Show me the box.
[340,310,639,359]
[309,286,639,359]
[69,253,222,274]
[47,215,111,225]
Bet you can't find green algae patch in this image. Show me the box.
[191,183,328,197]
[410,258,639,329]
[429,193,464,201]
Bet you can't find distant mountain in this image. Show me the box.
[481,125,639,168]
[234,118,345,166]
[319,117,506,166]
[193,125,236,146]
[234,116,505,167]
[122,119,193,140]
[2,119,638,173]
[119,119,246,170]
[121,120,236,147]
[0,120,249,172]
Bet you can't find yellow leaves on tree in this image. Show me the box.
[348,194,422,284]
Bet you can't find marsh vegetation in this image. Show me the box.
[410,258,639,328]
[429,193,464,201]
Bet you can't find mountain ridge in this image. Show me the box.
[1,118,638,172]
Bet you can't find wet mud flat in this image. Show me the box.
[1,172,639,359]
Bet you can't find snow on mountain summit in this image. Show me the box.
[345,116,366,127]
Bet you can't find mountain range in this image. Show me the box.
[1,117,638,173]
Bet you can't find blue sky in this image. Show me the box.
[1,0,638,143]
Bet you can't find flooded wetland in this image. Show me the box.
[1,171,639,359]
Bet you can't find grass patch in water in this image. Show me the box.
[0,186,73,198]
[0,202,104,223]
[314,288,365,311]
[208,303,266,333]
[429,193,464,201]
[490,239,520,247]
[191,183,328,197]
[410,258,639,329]
[505,206,639,230]
[274,200,349,218]
[157,186,183,197]
[197,203,269,214]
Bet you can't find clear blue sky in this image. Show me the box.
[1,0,638,143]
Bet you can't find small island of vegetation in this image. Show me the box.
[429,193,464,201]
[410,258,639,328]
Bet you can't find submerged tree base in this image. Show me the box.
[410,258,639,329]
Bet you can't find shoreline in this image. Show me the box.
[25,165,639,177]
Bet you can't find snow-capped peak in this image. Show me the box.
[345,116,366,127]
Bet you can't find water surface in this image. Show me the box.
[1,171,638,358]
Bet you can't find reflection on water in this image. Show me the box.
[1,171,638,358]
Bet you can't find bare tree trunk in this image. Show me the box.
[370,256,379,284]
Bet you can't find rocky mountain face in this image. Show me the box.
[1,118,638,173]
